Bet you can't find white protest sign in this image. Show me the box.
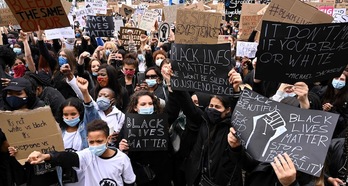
[114,19,124,33]
[332,8,348,23]
[45,27,75,40]
[138,10,158,32]
[236,41,258,58]
[85,0,96,15]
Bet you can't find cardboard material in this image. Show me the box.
[0,8,19,26]
[5,0,70,32]
[138,9,158,32]
[217,35,231,44]
[0,107,64,164]
[170,43,236,96]
[119,27,146,51]
[175,9,222,44]
[255,21,348,84]
[239,3,266,40]
[120,4,135,18]
[232,89,338,177]
[256,0,334,31]
[163,4,185,24]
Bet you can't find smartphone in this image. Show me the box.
[137,72,145,84]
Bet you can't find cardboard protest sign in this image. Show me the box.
[225,0,255,22]
[170,43,236,96]
[0,107,64,164]
[119,27,146,51]
[217,35,230,44]
[85,16,114,37]
[120,4,135,18]
[0,8,19,26]
[159,22,170,42]
[236,41,258,58]
[163,4,185,24]
[5,0,70,32]
[238,3,267,40]
[124,113,169,151]
[231,89,338,177]
[255,20,348,84]
[332,8,348,23]
[175,9,221,44]
[138,10,158,32]
[45,26,75,40]
[256,0,334,31]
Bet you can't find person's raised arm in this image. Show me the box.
[76,76,92,104]
[293,82,310,109]
[20,31,36,72]
[36,26,57,71]
[27,151,79,168]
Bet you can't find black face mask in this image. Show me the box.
[6,96,28,110]
[205,107,222,124]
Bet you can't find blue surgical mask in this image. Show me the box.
[63,117,80,127]
[145,79,157,87]
[6,96,27,110]
[105,50,111,57]
[13,48,22,55]
[138,54,145,62]
[332,79,346,89]
[75,33,81,38]
[97,97,111,111]
[138,106,154,115]
[284,92,296,98]
[89,143,107,156]
[92,72,98,76]
[58,56,68,66]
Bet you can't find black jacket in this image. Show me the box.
[171,91,243,186]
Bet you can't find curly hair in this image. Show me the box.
[0,45,16,69]
[126,90,162,114]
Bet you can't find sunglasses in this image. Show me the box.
[145,75,158,79]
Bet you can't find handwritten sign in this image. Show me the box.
[255,21,348,84]
[163,4,185,24]
[217,35,230,44]
[238,3,266,40]
[0,8,18,26]
[120,4,134,18]
[256,0,333,31]
[124,113,169,151]
[318,6,334,16]
[119,27,146,51]
[176,9,221,44]
[225,0,255,22]
[332,8,348,23]
[0,107,64,164]
[85,16,114,37]
[232,89,338,177]
[5,0,70,32]
[170,43,235,95]
[236,41,258,58]
[159,22,170,42]
[138,10,158,32]
[45,26,75,40]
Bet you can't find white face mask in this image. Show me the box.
[155,59,163,67]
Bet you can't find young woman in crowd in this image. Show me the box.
[118,53,138,97]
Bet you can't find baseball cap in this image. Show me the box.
[3,78,31,91]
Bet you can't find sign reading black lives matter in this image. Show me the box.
[170,43,235,96]
[85,16,114,37]
[255,21,348,84]
[231,89,339,177]
[124,113,168,151]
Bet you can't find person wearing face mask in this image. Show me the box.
[118,54,138,97]
[108,49,126,71]
[166,68,245,186]
[152,50,167,67]
[104,42,118,59]
[144,67,168,104]
[11,56,27,78]
[26,119,136,186]
[320,73,348,138]
[119,90,173,186]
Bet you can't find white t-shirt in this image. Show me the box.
[98,106,125,133]
[63,131,82,152]
[76,148,136,186]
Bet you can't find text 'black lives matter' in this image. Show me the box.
[255,20,348,84]
[231,89,339,177]
[124,113,169,151]
[170,43,235,96]
[85,16,114,37]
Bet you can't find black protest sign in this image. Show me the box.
[225,0,255,22]
[124,113,169,151]
[231,89,339,177]
[170,43,234,96]
[119,27,146,51]
[159,22,169,42]
[85,16,114,37]
[255,21,348,84]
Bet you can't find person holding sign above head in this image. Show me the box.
[119,90,173,186]
[165,67,244,186]
[26,119,136,186]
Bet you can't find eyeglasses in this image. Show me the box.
[145,75,158,79]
